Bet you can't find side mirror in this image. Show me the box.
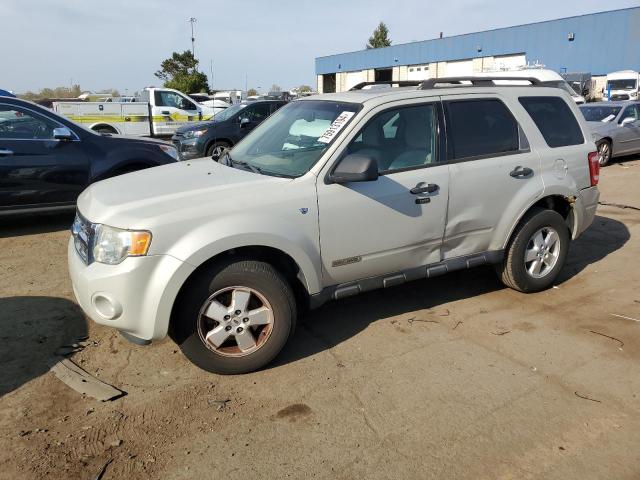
[239,117,250,128]
[53,127,74,141]
[621,117,635,126]
[329,154,379,184]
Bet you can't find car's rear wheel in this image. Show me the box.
[496,208,570,293]
[206,141,230,161]
[172,259,296,374]
[596,139,612,166]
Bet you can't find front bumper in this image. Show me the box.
[171,136,203,161]
[68,237,195,342]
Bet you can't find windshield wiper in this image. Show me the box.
[224,152,262,174]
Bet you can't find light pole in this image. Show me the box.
[188,17,197,57]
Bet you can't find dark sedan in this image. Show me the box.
[171,100,286,160]
[0,96,179,216]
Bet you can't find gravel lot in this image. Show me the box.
[1,156,639,480]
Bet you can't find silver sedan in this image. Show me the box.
[579,101,640,166]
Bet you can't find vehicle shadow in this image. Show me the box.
[272,214,629,369]
[0,211,74,239]
[0,296,87,396]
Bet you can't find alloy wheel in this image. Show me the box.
[524,227,561,279]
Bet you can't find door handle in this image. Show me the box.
[509,166,533,178]
[0,149,13,156]
[161,110,171,116]
[410,182,439,194]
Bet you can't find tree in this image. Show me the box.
[20,84,82,100]
[270,84,282,93]
[297,85,312,93]
[366,22,392,49]
[155,50,209,94]
[247,88,258,96]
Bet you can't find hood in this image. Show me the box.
[77,158,291,229]
[175,121,216,134]
[99,133,168,146]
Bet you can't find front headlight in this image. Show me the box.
[93,224,152,265]
[158,144,179,161]
[183,129,207,139]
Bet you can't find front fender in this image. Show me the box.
[158,212,323,295]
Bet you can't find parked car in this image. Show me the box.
[579,101,640,166]
[171,100,286,160]
[0,96,179,215]
[69,78,600,374]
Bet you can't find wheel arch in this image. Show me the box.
[90,123,120,134]
[205,138,233,154]
[168,245,312,335]
[502,194,575,249]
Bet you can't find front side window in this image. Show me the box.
[241,103,271,122]
[228,100,361,177]
[155,91,196,110]
[445,99,520,160]
[519,96,584,148]
[620,105,639,123]
[346,104,439,173]
[0,104,60,140]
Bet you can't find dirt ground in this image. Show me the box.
[1,156,639,480]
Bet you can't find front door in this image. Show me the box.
[152,90,201,136]
[616,104,640,154]
[0,103,89,210]
[237,102,272,140]
[317,101,449,285]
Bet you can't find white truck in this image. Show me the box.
[604,70,640,101]
[53,87,228,137]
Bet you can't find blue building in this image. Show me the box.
[315,7,640,93]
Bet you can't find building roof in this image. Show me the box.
[315,7,640,76]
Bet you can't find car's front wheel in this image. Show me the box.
[171,259,296,374]
[206,141,230,161]
[596,139,612,167]
[496,208,570,293]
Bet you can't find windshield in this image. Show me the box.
[607,79,637,91]
[542,80,581,98]
[212,103,248,122]
[579,105,622,122]
[228,100,361,177]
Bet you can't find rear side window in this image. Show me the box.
[519,96,584,148]
[445,99,520,160]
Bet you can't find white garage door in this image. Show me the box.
[345,71,366,90]
[407,65,430,81]
[493,54,526,71]
[445,59,473,76]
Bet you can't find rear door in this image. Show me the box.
[441,96,543,259]
[151,90,201,136]
[0,103,90,210]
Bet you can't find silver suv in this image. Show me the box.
[69,77,601,374]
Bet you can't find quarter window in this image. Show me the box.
[0,105,60,140]
[346,104,439,173]
[445,99,520,159]
[519,96,584,148]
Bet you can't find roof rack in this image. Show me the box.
[349,80,423,91]
[420,76,542,89]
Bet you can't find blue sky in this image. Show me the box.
[1,0,637,94]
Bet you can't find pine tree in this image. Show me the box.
[367,22,392,49]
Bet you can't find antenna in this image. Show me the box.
[188,17,197,57]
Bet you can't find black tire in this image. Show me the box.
[496,208,570,293]
[596,139,611,167]
[206,141,230,161]
[171,259,296,375]
[94,126,117,135]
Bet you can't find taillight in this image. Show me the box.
[588,151,600,186]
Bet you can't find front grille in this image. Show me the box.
[71,211,95,265]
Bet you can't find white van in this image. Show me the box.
[604,70,640,101]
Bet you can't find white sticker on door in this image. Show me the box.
[317,111,356,144]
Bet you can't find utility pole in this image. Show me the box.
[188,17,197,58]
[210,59,214,90]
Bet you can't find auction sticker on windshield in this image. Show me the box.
[317,111,356,143]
